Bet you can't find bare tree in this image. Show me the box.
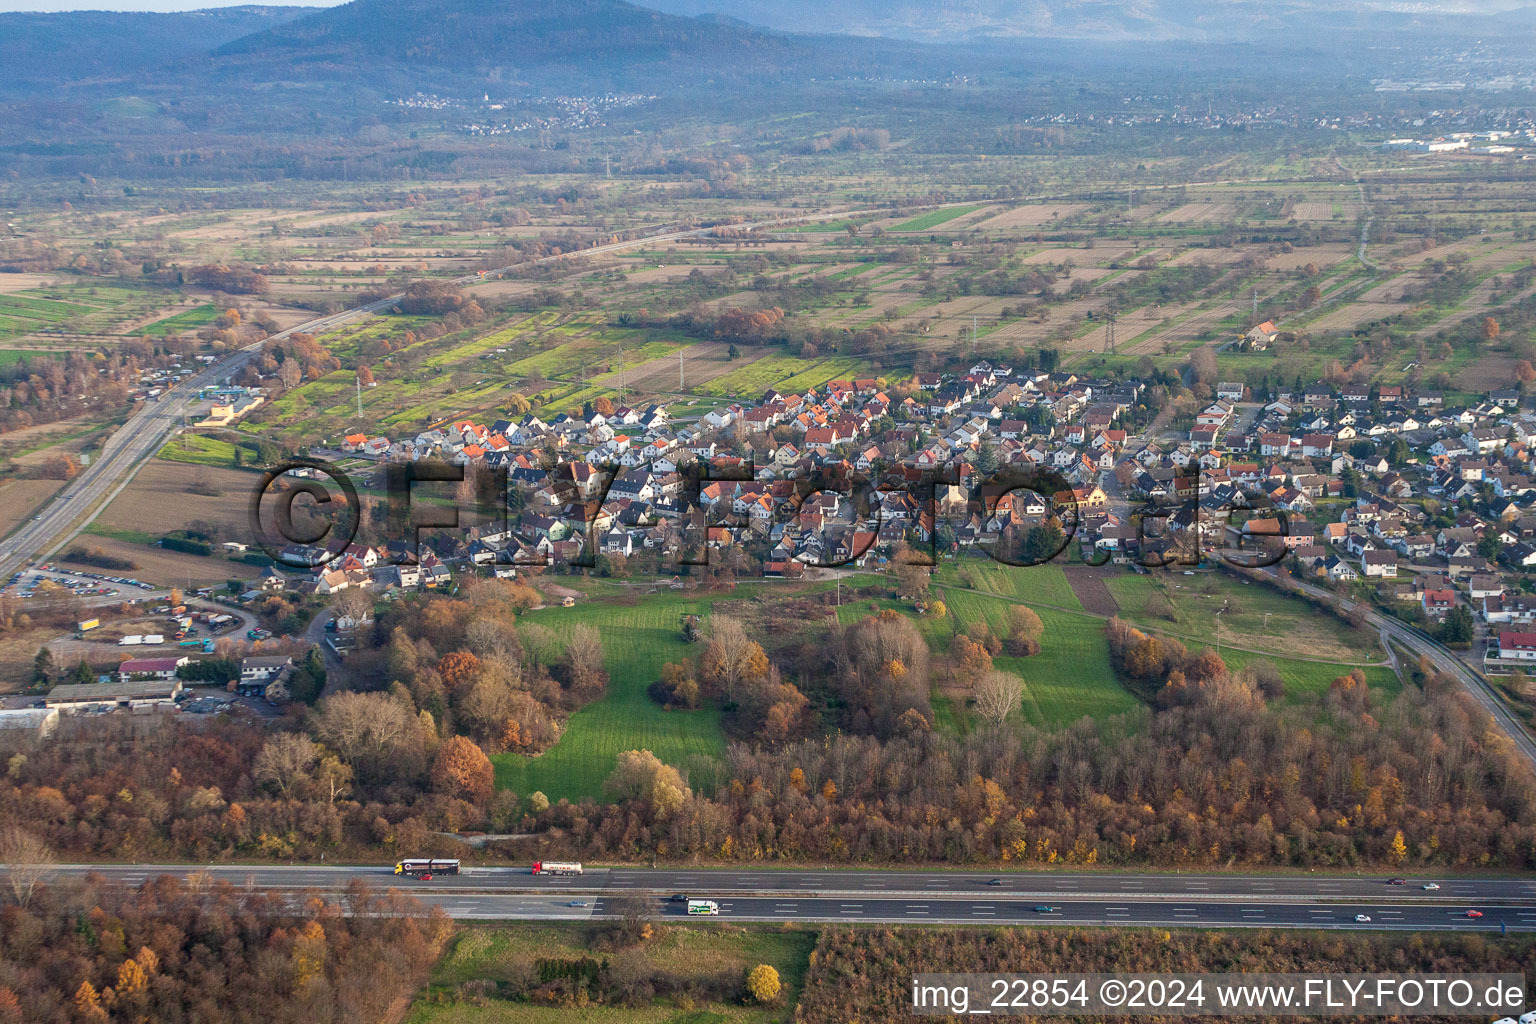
[0,826,54,907]
[1189,345,1219,384]
[973,671,1025,725]
[313,690,415,767]
[563,624,605,689]
[252,732,321,798]
[609,893,654,945]
[464,617,520,663]
[330,586,372,626]
[702,615,755,695]
[519,622,559,671]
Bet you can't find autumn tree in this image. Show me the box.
[746,964,782,1003]
[604,749,690,819]
[437,650,483,693]
[432,735,494,804]
[1005,605,1044,656]
[1483,317,1501,342]
[953,635,994,679]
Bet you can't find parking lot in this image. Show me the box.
[4,564,161,603]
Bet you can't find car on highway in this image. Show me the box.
[1388,877,1407,885]
[566,900,587,907]
[668,894,688,903]
[1466,910,1484,918]
[1423,882,1440,891]
[1033,905,1054,913]
[1354,914,1372,922]
[418,873,433,882]
[986,878,1003,886]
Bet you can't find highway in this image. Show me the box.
[1269,571,1536,769]
[39,864,1536,930]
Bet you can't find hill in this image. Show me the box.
[0,5,312,90]
[201,0,924,90]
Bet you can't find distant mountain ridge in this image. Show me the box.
[199,0,913,89]
[636,0,1536,43]
[0,5,312,89]
[4,0,1534,100]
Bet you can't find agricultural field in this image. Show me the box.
[891,204,992,232]
[0,476,67,539]
[695,354,869,398]
[939,560,1083,612]
[98,461,262,538]
[1218,648,1402,704]
[10,161,1532,465]
[156,432,251,467]
[72,529,263,586]
[407,924,814,1024]
[1104,571,1388,664]
[132,303,219,336]
[0,281,201,346]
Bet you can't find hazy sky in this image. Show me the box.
[0,0,337,10]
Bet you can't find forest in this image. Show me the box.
[0,871,450,1024]
[797,927,1536,1024]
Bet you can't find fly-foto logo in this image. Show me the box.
[248,456,1294,572]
